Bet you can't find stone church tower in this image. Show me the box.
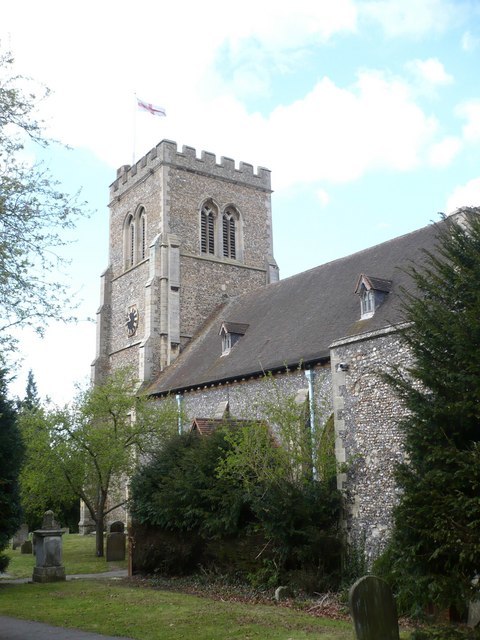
[92,140,278,387]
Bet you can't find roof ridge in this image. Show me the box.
[279,218,440,283]
[217,219,440,310]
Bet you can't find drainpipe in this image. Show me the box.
[304,368,317,480]
[175,393,183,434]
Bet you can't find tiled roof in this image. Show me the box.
[146,220,442,396]
[219,322,249,336]
[190,417,258,436]
[354,274,393,293]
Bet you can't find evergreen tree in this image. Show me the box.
[381,208,480,614]
[0,368,23,572]
[23,369,40,411]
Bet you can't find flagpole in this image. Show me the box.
[132,92,137,166]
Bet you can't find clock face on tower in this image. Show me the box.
[126,305,139,338]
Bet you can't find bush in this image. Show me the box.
[411,626,480,640]
[131,430,248,537]
[132,524,203,575]
[130,425,342,591]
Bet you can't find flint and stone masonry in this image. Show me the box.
[90,138,439,562]
[85,141,279,537]
[331,327,411,562]
[92,140,278,387]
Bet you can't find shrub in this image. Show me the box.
[132,524,203,575]
[130,424,342,592]
[411,626,480,640]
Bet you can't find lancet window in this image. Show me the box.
[222,209,237,259]
[201,202,216,255]
[123,206,148,270]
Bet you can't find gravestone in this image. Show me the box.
[468,598,480,628]
[106,521,126,562]
[32,510,66,583]
[349,575,400,640]
[20,539,32,554]
[11,524,29,550]
[274,586,291,601]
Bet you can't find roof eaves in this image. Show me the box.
[149,353,331,397]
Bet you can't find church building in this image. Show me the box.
[92,139,447,562]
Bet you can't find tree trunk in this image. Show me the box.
[95,493,107,557]
[96,513,104,557]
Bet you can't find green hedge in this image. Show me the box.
[130,427,341,591]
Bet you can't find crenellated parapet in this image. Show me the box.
[110,139,271,200]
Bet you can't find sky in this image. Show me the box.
[2,0,480,405]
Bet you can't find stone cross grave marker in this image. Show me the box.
[349,575,400,640]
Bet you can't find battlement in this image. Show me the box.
[110,140,271,200]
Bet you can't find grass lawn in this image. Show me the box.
[0,533,127,579]
[0,534,413,639]
[0,579,354,640]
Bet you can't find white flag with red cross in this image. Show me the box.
[136,98,166,117]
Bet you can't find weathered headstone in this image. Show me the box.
[32,510,66,583]
[274,586,291,601]
[468,599,480,628]
[110,520,125,533]
[11,524,29,550]
[20,539,32,554]
[106,521,126,561]
[349,575,400,640]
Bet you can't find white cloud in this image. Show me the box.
[225,0,358,51]
[106,68,442,193]
[316,188,331,207]
[1,0,362,172]
[446,177,480,213]
[361,0,463,37]
[1,4,457,200]
[9,322,94,406]
[428,136,462,167]
[406,58,453,87]
[461,30,480,52]
[262,70,438,189]
[457,100,480,142]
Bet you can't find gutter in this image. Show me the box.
[147,355,330,398]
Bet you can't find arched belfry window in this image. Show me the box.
[138,207,147,261]
[201,202,216,255]
[199,201,242,261]
[222,207,241,260]
[123,207,148,270]
[222,211,237,259]
[123,214,135,269]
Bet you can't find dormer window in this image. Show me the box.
[219,321,249,356]
[222,331,232,355]
[362,289,375,316]
[355,274,392,319]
